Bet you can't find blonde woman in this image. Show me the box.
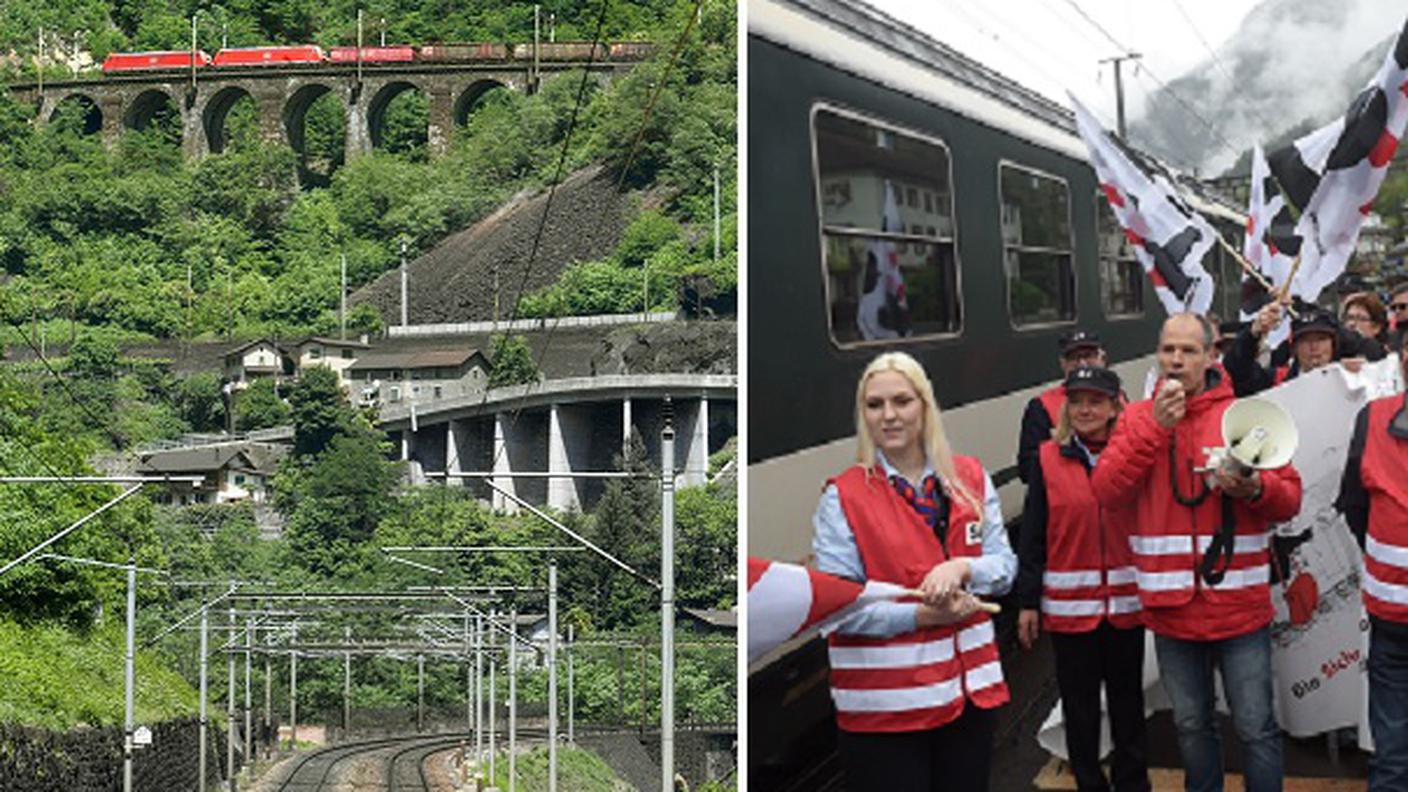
[1015,366,1149,792]
[812,351,1015,792]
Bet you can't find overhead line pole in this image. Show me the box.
[1099,52,1142,139]
[548,560,558,792]
[660,406,677,792]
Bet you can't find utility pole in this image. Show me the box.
[549,12,556,43]
[548,560,558,792]
[244,617,252,764]
[199,607,209,792]
[340,252,347,340]
[356,9,364,85]
[532,6,541,93]
[288,623,298,752]
[567,623,574,744]
[417,654,425,733]
[488,612,497,782]
[263,649,271,758]
[399,238,409,328]
[508,605,517,792]
[464,613,472,735]
[343,625,351,736]
[714,164,721,263]
[123,559,136,792]
[227,606,236,792]
[70,31,81,78]
[475,614,484,765]
[190,15,198,91]
[660,401,676,792]
[1099,53,1142,138]
[380,17,387,47]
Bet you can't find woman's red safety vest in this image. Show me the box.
[1038,441,1141,632]
[1359,396,1408,623]
[826,456,1009,733]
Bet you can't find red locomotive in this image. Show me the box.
[101,50,211,73]
[212,46,327,67]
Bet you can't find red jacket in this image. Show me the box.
[1037,440,1141,632]
[826,457,1009,732]
[1090,368,1302,641]
[1360,396,1408,623]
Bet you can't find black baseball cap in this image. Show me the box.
[1063,366,1121,398]
[1291,311,1337,341]
[1059,330,1104,356]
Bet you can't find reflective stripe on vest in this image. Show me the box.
[1361,398,1408,623]
[826,457,1010,732]
[1038,441,1142,631]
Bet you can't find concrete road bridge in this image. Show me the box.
[383,373,737,513]
[7,53,642,159]
[248,372,738,512]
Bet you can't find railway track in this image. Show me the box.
[270,728,555,791]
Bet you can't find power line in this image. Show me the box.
[6,318,128,449]
[1058,0,1238,160]
[1167,0,1278,134]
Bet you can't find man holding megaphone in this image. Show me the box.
[1092,313,1304,792]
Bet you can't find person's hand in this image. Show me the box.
[1253,301,1284,338]
[1214,467,1262,500]
[919,559,971,605]
[916,594,980,627]
[1343,357,1366,374]
[1154,379,1186,429]
[1018,608,1040,650]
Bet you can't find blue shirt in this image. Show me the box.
[812,453,1016,638]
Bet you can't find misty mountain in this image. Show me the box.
[1128,0,1401,177]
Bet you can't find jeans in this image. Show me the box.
[1370,617,1408,790]
[1154,628,1282,792]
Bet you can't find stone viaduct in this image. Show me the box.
[8,57,636,160]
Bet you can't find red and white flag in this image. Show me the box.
[747,557,911,665]
[1242,143,1297,347]
[1070,95,1217,316]
[1267,17,1408,300]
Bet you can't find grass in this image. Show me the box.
[488,746,631,792]
[0,618,198,730]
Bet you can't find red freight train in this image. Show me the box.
[328,46,416,63]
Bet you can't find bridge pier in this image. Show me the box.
[492,412,519,513]
[427,88,455,157]
[255,92,287,146]
[344,88,371,160]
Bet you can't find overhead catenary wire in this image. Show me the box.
[1056,0,1239,162]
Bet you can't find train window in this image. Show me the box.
[1096,192,1144,318]
[811,105,962,345]
[1000,162,1075,327]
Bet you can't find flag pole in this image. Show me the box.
[1278,255,1303,303]
[1215,235,1300,318]
[902,590,1001,614]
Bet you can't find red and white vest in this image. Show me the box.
[1359,396,1408,623]
[1038,441,1141,632]
[826,456,1009,733]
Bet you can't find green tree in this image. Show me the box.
[286,365,354,457]
[488,334,539,387]
[173,372,228,433]
[233,377,290,431]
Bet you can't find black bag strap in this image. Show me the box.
[1199,496,1238,585]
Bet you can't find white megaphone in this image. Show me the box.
[1200,397,1299,477]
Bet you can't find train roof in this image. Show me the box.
[749,0,1245,223]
